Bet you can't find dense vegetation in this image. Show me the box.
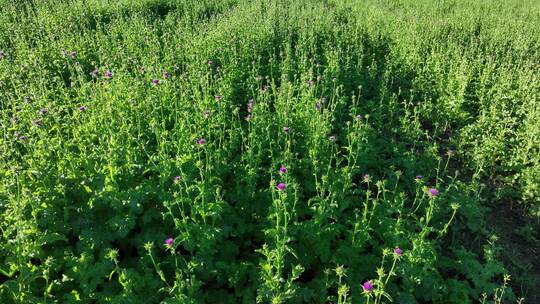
[1,0,539,303]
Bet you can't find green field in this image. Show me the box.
[1,0,539,303]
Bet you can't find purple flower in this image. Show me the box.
[207,60,214,65]
[279,165,287,174]
[415,175,423,181]
[70,51,77,59]
[197,138,206,145]
[173,176,181,182]
[362,281,374,293]
[283,127,290,134]
[277,182,286,191]
[78,105,87,112]
[39,108,48,115]
[363,174,370,183]
[165,238,174,247]
[90,68,99,77]
[394,247,403,256]
[162,71,171,78]
[315,101,322,111]
[151,79,160,85]
[428,187,439,197]
[214,95,221,102]
[104,71,113,78]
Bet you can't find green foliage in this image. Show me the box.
[1,0,538,302]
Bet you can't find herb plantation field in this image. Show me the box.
[1,0,539,303]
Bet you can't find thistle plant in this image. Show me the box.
[0,0,534,303]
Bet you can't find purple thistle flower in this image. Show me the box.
[363,174,370,183]
[197,138,206,145]
[173,176,181,182]
[165,238,174,246]
[162,71,171,78]
[394,247,403,256]
[279,165,287,174]
[277,182,286,191]
[415,175,423,181]
[70,51,77,59]
[104,71,113,78]
[39,108,48,115]
[214,95,221,102]
[90,68,99,77]
[428,187,439,197]
[207,60,214,65]
[315,101,322,111]
[362,281,374,293]
[78,105,87,112]
[151,79,160,85]
[283,127,290,134]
